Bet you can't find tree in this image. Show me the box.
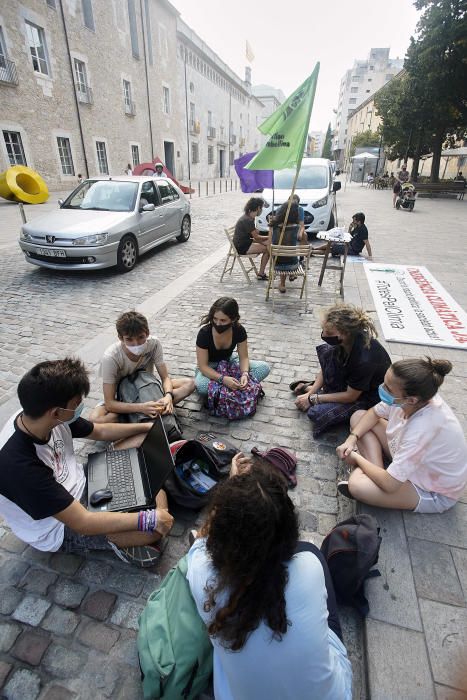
[350,130,381,158]
[404,0,467,181]
[322,123,332,159]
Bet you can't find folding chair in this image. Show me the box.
[219,227,259,284]
[266,244,312,311]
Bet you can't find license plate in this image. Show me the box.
[37,248,66,258]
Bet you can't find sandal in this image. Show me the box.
[256,273,267,280]
[289,379,313,395]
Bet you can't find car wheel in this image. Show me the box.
[177,215,191,243]
[116,235,138,272]
[327,212,335,230]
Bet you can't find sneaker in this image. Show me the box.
[109,538,168,568]
[337,481,354,500]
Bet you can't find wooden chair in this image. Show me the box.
[266,244,312,311]
[219,227,259,284]
[317,240,348,297]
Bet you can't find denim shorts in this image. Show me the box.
[412,485,457,514]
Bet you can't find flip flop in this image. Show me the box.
[289,379,313,395]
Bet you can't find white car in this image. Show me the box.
[19,176,191,272]
[256,158,341,236]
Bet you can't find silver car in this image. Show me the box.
[19,176,191,272]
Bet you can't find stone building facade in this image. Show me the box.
[0,0,269,190]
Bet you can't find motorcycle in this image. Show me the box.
[396,182,416,211]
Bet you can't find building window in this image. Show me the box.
[143,0,153,65]
[0,27,8,69]
[131,144,140,166]
[208,145,214,165]
[82,0,95,31]
[351,75,360,82]
[369,65,374,71]
[73,58,92,103]
[349,98,357,104]
[189,102,195,124]
[350,87,358,93]
[96,141,108,174]
[163,86,170,114]
[123,79,135,114]
[25,21,49,75]
[57,137,74,175]
[3,131,27,166]
[191,143,199,164]
[207,110,212,127]
[128,0,139,58]
[46,0,57,8]
[158,23,168,59]
[368,78,372,82]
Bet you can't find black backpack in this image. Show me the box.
[320,514,381,616]
[117,369,183,443]
[165,436,237,510]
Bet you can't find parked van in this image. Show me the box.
[256,158,341,237]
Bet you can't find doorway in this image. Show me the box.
[164,141,175,177]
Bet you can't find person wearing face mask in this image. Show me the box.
[89,311,195,430]
[293,304,391,437]
[336,358,467,513]
[0,358,174,564]
[195,297,270,395]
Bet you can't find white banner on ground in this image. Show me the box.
[364,264,467,349]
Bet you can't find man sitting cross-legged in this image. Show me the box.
[89,311,195,443]
[0,358,173,567]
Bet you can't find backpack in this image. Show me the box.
[137,554,213,700]
[320,514,381,616]
[164,437,237,510]
[207,360,263,420]
[117,369,183,442]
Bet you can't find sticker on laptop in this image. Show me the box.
[213,440,227,451]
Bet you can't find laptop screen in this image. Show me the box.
[140,417,175,496]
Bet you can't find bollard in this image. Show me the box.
[198,181,201,198]
[220,179,222,193]
[230,179,232,191]
[189,180,192,199]
[206,181,208,196]
[18,202,27,223]
[213,180,216,195]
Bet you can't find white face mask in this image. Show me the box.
[125,341,147,356]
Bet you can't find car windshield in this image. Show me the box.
[62,181,139,212]
[274,166,328,190]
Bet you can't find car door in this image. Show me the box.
[155,181,181,236]
[137,181,165,249]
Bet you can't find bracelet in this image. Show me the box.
[308,393,316,405]
[217,375,224,385]
[241,371,249,376]
[137,509,158,533]
[316,394,320,404]
[350,431,359,439]
[164,391,174,399]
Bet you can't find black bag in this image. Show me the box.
[320,514,381,616]
[117,369,183,443]
[165,436,237,510]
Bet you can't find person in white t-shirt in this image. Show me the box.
[336,358,467,513]
[89,311,195,433]
[0,358,173,565]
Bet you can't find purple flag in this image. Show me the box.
[234,152,273,192]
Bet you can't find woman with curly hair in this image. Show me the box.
[187,458,352,700]
[293,303,391,437]
[195,297,270,396]
[337,358,467,513]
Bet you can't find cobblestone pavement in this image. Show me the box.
[1,184,466,698]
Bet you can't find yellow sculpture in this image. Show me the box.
[0,165,49,204]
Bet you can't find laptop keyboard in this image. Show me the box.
[107,450,138,509]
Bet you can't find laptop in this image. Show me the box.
[86,416,175,512]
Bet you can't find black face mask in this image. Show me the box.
[213,322,232,334]
[321,331,342,346]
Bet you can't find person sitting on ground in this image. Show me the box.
[393,164,409,207]
[233,197,270,280]
[187,456,352,700]
[313,212,372,259]
[195,297,270,395]
[0,358,173,565]
[293,304,391,438]
[269,201,306,294]
[337,358,467,512]
[89,311,195,435]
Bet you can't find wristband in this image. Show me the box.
[164,391,174,400]
[350,431,359,439]
[241,371,249,376]
[217,375,224,385]
[137,508,158,533]
[308,393,316,405]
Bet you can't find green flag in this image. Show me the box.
[246,63,320,171]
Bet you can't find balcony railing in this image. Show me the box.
[124,100,136,116]
[190,120,200,134]
[207,126,216,139]
[230,134,237,145]
[0,58,19,86]
[76,84,93,104]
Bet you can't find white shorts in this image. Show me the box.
[412,484,457,514]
